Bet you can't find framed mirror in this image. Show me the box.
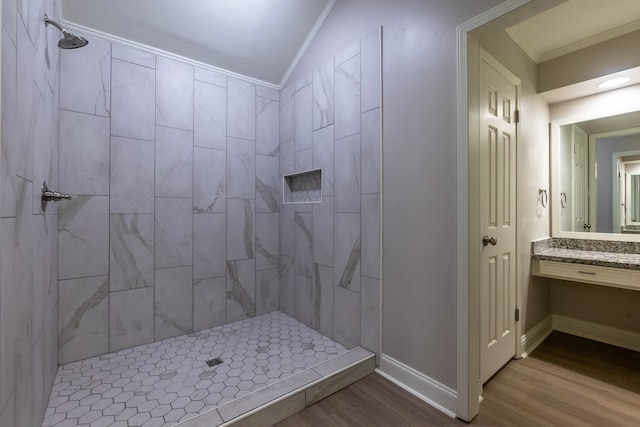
[550,84,640,241]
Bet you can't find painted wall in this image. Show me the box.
[278,29,381,354]
[57,39,281,364]
[288,0,505,390]
[475,29,552,336]
[1,0,61,425]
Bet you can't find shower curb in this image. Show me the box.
[177,347,376,426]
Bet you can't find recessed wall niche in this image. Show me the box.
[283,169,322,204]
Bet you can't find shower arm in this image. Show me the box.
[44,15,65,32]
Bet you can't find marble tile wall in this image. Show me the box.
[279,29,381,355]
[58,39,281,364]
[1,0,61,425]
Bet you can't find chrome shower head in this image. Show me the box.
[44,14,89,49]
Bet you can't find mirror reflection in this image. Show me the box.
[559,111,640,234]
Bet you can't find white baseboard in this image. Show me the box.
[378,354,457,418]
[520,315,553,358]
[552,314,640,352]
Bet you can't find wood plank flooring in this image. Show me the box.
[274,332,640,426]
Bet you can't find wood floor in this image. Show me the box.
[275,332,640,426]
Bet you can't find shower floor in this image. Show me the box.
[41,311,351,427]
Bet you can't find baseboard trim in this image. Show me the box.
[378,354,457,418]
[552,314,640,352]
[520,315,553,358]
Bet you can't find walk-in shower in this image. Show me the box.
[44,14,89,49]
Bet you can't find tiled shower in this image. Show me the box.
[0,1,380,426]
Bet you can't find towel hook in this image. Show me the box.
[560,192,567,208]
[539,188,548,208]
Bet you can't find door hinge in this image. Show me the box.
[514,110,520,123]
[515,308,520,322]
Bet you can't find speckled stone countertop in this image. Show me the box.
[532,238,640,270]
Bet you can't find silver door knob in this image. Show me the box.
[482,235,497,246]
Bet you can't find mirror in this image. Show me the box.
[550,86,640,241]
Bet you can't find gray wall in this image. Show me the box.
[57,40,281,364]
[279,29,381,353]
[1,0,61,425]
[288,0,505,389]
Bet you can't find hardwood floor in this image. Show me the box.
[275,332,640,426]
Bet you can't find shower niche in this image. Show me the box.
[283,168,322,204]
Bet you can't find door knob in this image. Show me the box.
[482,235,497,246]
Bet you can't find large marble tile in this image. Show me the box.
[58,275,109,363]
[155,126,194,198]
[294,273,313,326]
[33,90,58,215]
[1,28,18,218]
[15,20,38,181]
[227,78,255,140]
[279,140,295,176]
[295,83,312,152]
[111,58,155,141]
[60,37,110,117]
[312,125,335,197]
[361,107,381,194]
[294,212,313,277]
[334,287,361,349]
[335,213,361,293]
[59,196,109,280]
[313,57,335,131]
[257,84,278,101]
[59,110,110,195]
[226,259,256,322]
[361,28,381,113]
[295,72,313,91]
[110,214,154,291]
[193,213,226,279]
[193,276,226,331]
[295,148,312,171]
[195,67,227,87]
[14,325,34,427]
[313,263,335,338]
[2,0,17,44]
[194,147,227,213]
[361,276,381,355]
[256,155,280,213]
[0,218,18,409]
[194,80,226,150]
[279,84,294,143]
[155,197,193,269]
[279,256,295,317]
[279,204,294,258]
[335,134,361,213]
[256,96,279,156]
[112,43,156,68]
[110,136,154,213]
[109,287,154,352]
[227,199,255,261]
[256,268,279,316]
[335,39,360,66]
[256,213,279,271]
[361,194,380,279]
[313,196,334,267]
[335,54,361,139]
[227,137,256,199]
[156,57,194,130]
[155,266,193,340]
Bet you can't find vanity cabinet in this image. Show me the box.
[532,259,640,291]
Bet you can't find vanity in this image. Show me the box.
[532,238,640,291]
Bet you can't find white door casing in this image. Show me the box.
[479,49,518,384]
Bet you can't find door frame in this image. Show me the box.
[456,0,533,421]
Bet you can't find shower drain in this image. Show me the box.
[206,357,224,368]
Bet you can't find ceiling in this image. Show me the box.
[506,0,640,64]
[59,0,335,87]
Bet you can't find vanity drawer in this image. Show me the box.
[533,259,640,291]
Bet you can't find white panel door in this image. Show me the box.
[479,50,518,384]
[572,125,588,231]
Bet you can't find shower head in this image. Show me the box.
[44,14,89,49]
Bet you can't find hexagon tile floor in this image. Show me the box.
[42,311,348,427]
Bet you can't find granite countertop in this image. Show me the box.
[532,238,640,270]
